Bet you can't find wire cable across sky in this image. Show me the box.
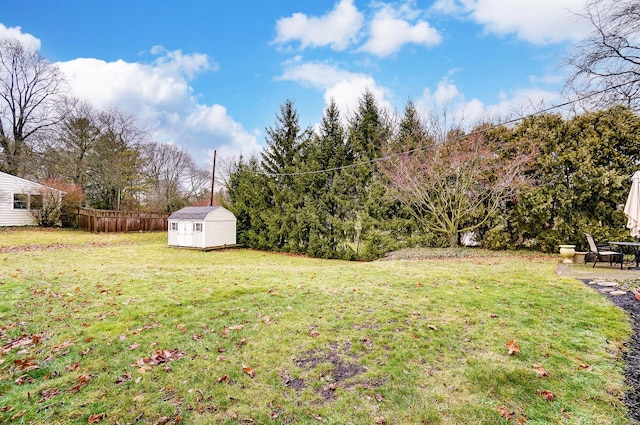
[250,78,640,178]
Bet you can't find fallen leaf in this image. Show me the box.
[14,358,39,371]
[237,337,246,346]
[128,343,141,350]
[309,331,320,337]
[537,389,556,400]
[115,372,131,384]
[217,374,230,383]
[39,387,60,402]
[427,324,438,331]
[177,323,187,333]
[70,375,91,393]
[532,364,549,377]
[133,348,185,368]
[228,324,244,330]
[242,365,255,378]
[15,376,34,385]
[155,416,169,425]
[9,411,25,421]
[496,405,513,420]
[506,340,520,355]
[192,334,202,341]
[578,363,593,371]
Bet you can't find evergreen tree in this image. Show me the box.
[260,99,310,250]
[225,156,272,249]
[498,106,640,252]
[291,100,354,258]
[343,89,394,257]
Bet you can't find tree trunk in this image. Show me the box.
[447,231,459,247]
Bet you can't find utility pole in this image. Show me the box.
[209,150,217,206]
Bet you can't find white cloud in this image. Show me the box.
[274,0,364,51]
[277,59,392,118]
[360,3,442,57]
[430,0,462,15]
[416,76,563,129]
[150,45,217,80]
[0,24,40,51]
[437,0,588,44]
[277,57,358,88]
[57,50,260,165]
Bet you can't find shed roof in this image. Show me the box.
[168,206,223,220]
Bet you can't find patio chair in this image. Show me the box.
[584,233,624,269]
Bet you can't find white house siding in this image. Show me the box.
[0,171,58,226]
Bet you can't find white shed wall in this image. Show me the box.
[167,220,179,246]
[204,219,236,247]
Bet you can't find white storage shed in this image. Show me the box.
[167,206,236,249]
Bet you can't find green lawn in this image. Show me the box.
[0,229,632,424]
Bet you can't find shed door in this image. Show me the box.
[177,222,193,247]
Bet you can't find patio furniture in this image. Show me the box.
[584,233,623,269]
[608,241,640,268]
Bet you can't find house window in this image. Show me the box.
[194,223,202,232]
[170,222,178,231]
[13,194,28,210]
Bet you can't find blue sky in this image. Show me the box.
[0,0,589,166]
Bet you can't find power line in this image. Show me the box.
[248,78,640,178]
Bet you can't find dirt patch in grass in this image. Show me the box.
[286,343,380,401]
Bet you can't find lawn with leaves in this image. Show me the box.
[0,230,632,424]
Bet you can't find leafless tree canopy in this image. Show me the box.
[381,130,530,246]
[0,39,67,175]
[567,0,640,109]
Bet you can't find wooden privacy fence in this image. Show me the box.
[77,208,170,233]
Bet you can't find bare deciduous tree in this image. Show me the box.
[380,128,530,247]
[566,0,640,109]
[0,39,67,176]
[142,142,213,211]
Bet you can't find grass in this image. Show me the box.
[0,229,632,424]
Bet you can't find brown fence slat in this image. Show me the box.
[76,208,170,233]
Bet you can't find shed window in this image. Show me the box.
[13,194,28,210]
[170,222,178,231]
[194,223,202,232]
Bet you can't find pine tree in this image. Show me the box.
[343,89,392,257]
[260,100,310,250]
[292,100,354,258]
[225,156,272,249]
